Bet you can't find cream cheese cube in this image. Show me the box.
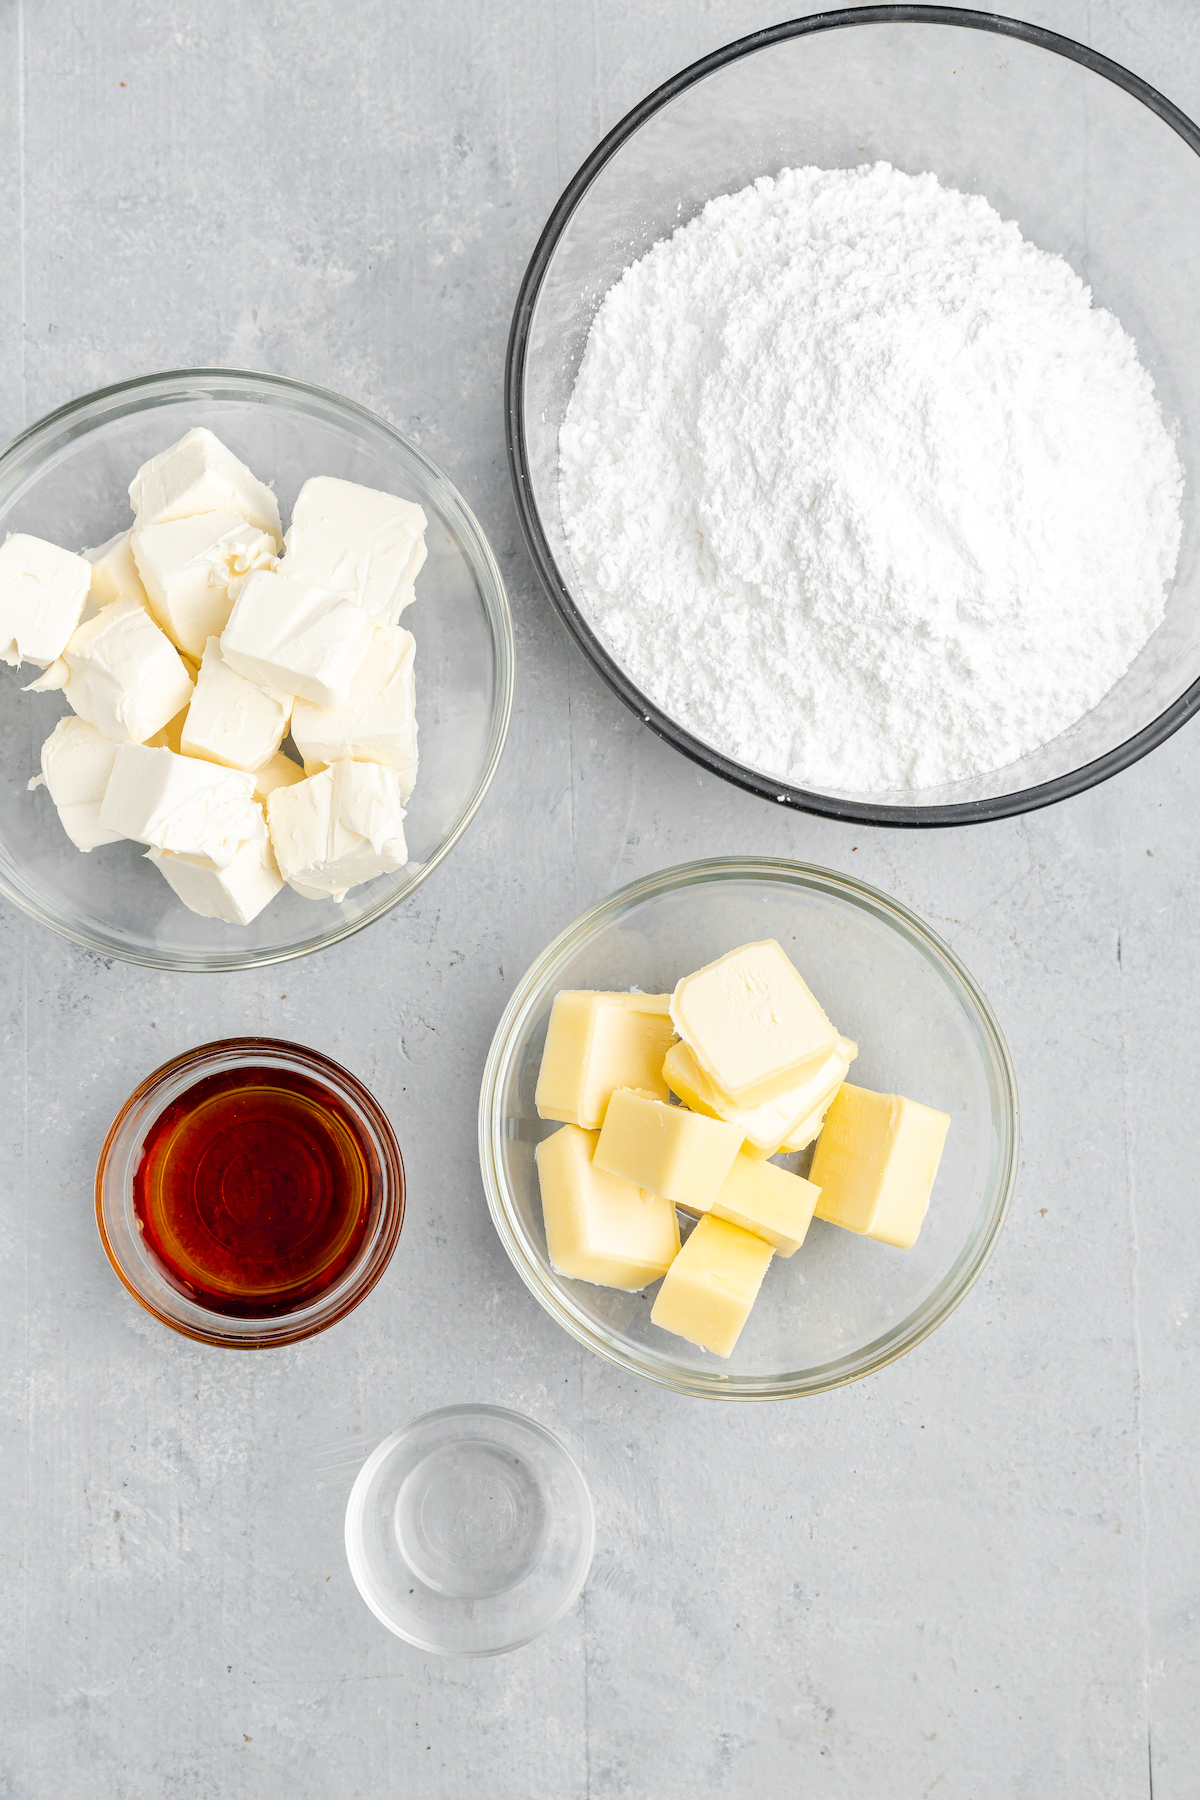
[267,758,406,901]
[27,715,123,851]
[180,636,292,771]
[132,513,278,656]
[62,599,194,743]
[84,529,151,615]
[251,749,307,804]
[147,836,283,925]
[0,534,92,668]
[290,625,417,797]
[128,427,281,543]
[282,476,428,626]
[99,741,264,867]
[220,568,373,707]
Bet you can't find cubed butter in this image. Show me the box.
[180,636,292,771]
[84,529,151,614]
[535,991,675,1130]
[535,1124,680,1290]
[282,475,428,626]
[62,598,195,743]
[0,533,92,668]
[99,742,264,868]
[809,1083,951,1250]
[220,568,373,707]
[593,1087,742,1208]
[147,836,283,926]
[290,624,418,797]
[670,939,839,1105]
[132,513,277,656]
[266,758,407,901]
[128,427,282,543]
[663,1034,857,1157]
[682,1150,820,1257]
[650,1214,774,1358]
[27,715,123,851]
[251,749,307,805]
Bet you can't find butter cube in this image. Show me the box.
[251,749,307,805]
[266,758,407,901]
[181,637,292,771]
[650,1215,774,1357]
[85,529,151,614]
[671,939,839,1105]
[62,599,195,743]
[27,715,123,851]
[148,836,283,926]
[132,513,277,656]
[291,625,418,798]
[594,1088,742,1208]
[809,1083,951,1250]
[663,1035,857,1158]
[100,742,264,868]
[221,568,374,707]
[282,475,428,627]
[535,1124,680,1290]
[128,427,282,544]
[681,1151,820,1257]
[0,534,91,668]
[535,991,675,1130]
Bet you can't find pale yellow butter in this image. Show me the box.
[535,1124,679,1290]
[593,1087,742,1208]
[809,1083,950,1250]
[679,1150,820,1257]
[534,991,675,1130]
[663,1035,857,1157]
[650,1214,774,1357]
[670,939,839,1106]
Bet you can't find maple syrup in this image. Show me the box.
[133,1063,380,1318]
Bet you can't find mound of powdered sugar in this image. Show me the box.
[558,163,1183,793]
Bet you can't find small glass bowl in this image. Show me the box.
[479,857,1019,1400]
[345,1405,595,1657]
[0,367,514,968]
[96,1037,405,1348]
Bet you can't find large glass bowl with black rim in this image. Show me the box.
[506,7,1200,827]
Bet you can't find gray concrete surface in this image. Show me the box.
[1,1,1197,1795]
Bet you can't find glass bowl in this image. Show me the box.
[507,8,1200,825]
[479,858,1018,1400]
[96,1037,405,1348]
[0,368,513,968]
[345,1405,595,1657]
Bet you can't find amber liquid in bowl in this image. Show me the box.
[133,1065,379,1318]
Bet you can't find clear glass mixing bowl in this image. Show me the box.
[479,858,1018,1400]
[507,8,1200,824]
[0,368,513,968]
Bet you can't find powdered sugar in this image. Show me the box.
[558,163,1183,793]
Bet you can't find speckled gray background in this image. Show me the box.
[1,2,1197,1795]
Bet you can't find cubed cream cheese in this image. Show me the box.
[99,741,264,867]
[27,714,123,851]
[282,475,428,626]
[128,427,281,543]
[670,939,840,1105]
[266,758,407,901]
[534,991,675,1129]
[663,1035,857,1157]
[593,1087,743,1208]
[290,624,418,797]
[132,513,278,657]
[535,1124,680,1290]
[62,598,195,743]
[84,529,151,615]
[147,836,283,926]
[650,1214,774,1358]
[220,568,373,707]
[180,636,292,771]
[251,749,307,804]
[0,533,92,668]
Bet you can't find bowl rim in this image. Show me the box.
[505,4,1200,828]
[478,854,1020,1400]
[0,365,515,969]
[95,1034,406,1348]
